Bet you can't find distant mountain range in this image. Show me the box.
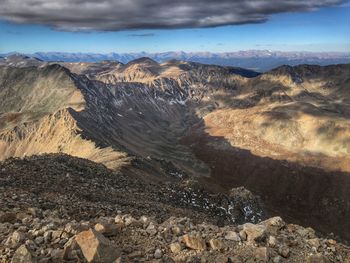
[2,50,350,71]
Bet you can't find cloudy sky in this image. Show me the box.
[0,0,349,53]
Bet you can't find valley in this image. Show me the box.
[0,55,350,261]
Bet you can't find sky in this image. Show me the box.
[0,0,349,54]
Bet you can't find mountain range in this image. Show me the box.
[1,54,350,245]
[2,50,350,72]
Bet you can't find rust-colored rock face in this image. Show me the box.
[75,229,120,262]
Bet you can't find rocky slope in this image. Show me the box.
[0,154,349,263]
[0,57,350,244]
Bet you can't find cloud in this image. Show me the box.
[128,33,155,37]
[0,0,345,31]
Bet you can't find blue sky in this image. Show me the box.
[0,3,349,53]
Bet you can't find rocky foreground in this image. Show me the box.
[0,154,349,262]
[1,210,350,263]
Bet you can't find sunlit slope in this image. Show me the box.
[0,65,130,169]
[203,64,350,171]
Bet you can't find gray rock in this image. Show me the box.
[225,231,240,241]
[154,248,162,259]
[34,237,44,245]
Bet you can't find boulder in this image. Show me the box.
[75,228,120,263]
[243,223,266,243]
[182,234,206,250]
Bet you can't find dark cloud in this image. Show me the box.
[0,0,345,31]
[128,33,155,37]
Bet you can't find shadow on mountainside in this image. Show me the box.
[181,119,350,243]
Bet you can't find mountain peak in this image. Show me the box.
[127,57,159,66]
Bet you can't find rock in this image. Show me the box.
[182,234,206,250]
[209,239,223,250]
[307,238,320,249]
[25,240,36,251]
[327,239,337,245]
[127,250,142,259]
[75,228,120,263]
[50,248,64,259]
[278,246,290,258]
[260,217,284,229]
[224,231,240,241]
[34,236,44,245]
[169,242,182,254]
[273,256,282,263]
[43,231,52,243]
[268,236,277,247]
[51,230,63,241]
[94,222,119,237]
[15,213,28,221]
[27,208,42,218]
[63,237,81,260]
[0,212,17,223]
[146,223,157,236]
[239,230,247,241]
[8,231,25,248]
[114,215,123,224]
[171,226,182,236]
[243,223,266,243]
[255,247,269,262]
[124,215,137,226]
[139,216,150,225]
[297,227,316,239]
[11,245,34,263]
[154,248,162,259]
[307,253,329,263]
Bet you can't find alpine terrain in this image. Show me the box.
[0,54,350,262]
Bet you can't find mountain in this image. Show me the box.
[0,54,44,67]
[3,50,350,71]
[0,57,350,247]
